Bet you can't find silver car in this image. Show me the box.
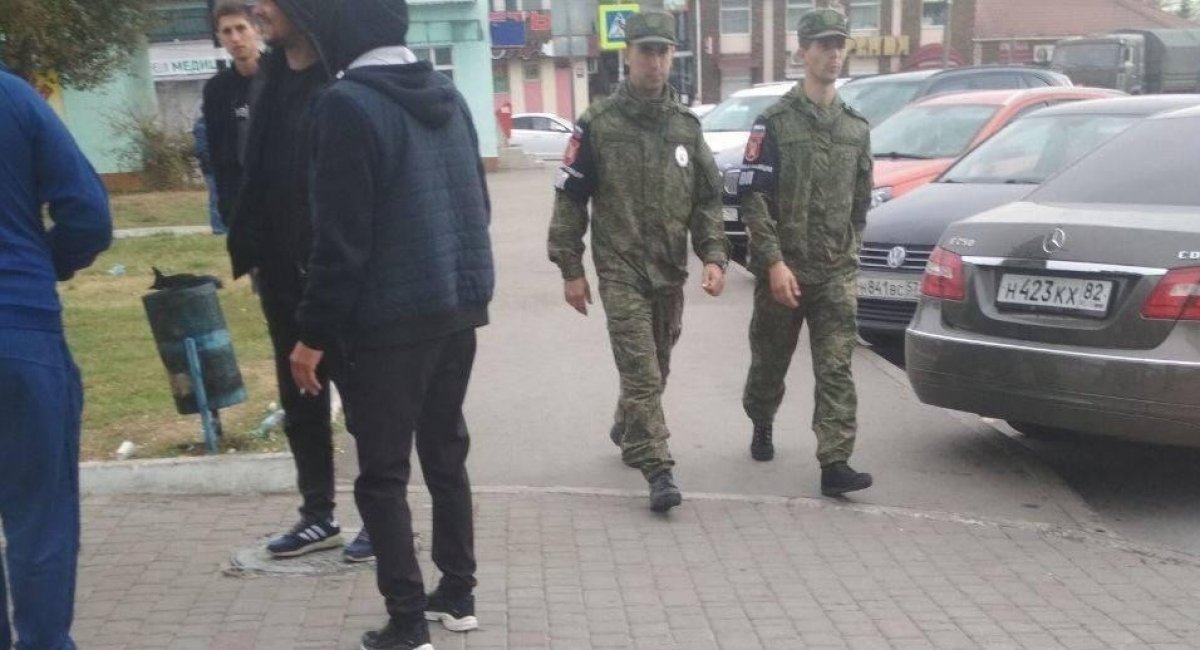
[906,105,1200,444]
[510,112,573,160]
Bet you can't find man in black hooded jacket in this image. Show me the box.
[226,0,374,562]
[289,1,495,649]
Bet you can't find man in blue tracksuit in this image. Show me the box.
[0,67,112,649]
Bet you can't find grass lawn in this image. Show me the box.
[62,233,287,460]
[109,189,210,230]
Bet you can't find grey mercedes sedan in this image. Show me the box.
[906,105,1200,444]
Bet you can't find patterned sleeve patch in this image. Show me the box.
[556,122,596,200]
[738,119,778,197]
[743,123,767,163]
[563,126,583,166]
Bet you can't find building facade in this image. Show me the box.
[148,0,499,164]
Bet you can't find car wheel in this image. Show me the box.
[860,330,902,349]
[1006,420,1072,440]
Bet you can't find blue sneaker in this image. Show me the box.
[343,529,375,563]
[267,518,343,558]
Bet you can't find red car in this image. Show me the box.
[869,86,1123,207]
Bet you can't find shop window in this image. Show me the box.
[720,0,751,35]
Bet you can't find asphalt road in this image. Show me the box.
[333,167,1198,557]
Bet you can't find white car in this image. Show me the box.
[510,112,574,160]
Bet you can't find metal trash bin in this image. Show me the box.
[143,282,246,451]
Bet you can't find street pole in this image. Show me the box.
[941,0,954,68]
[695,0,703,103]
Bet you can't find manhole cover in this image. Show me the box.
[224,529,421,577]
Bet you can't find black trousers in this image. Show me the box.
[343,328,478,619]
[258,268,336,523]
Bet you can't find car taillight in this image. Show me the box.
[920,246,965,301]
[1141,267,1200,321]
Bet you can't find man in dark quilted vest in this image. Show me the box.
[291,1,495,648]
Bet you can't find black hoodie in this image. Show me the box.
[295,0,495,351]
[226,0,329,281]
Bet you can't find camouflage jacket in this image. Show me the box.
[548,83,729,290]
[738,84,872,283]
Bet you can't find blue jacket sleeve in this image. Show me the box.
[296,90,379,351]
[30,85,112,280]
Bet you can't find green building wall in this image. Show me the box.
[61,45,158,176]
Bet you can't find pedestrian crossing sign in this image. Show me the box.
[598,4,641,51]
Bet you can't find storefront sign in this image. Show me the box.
[490,11,551,49]
[851,35,911,58]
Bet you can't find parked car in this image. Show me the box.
[840,65,1072,127]
[857,94,1200,347]
[690,103,717,118]
[711,69,1079,264]
[906,105,1200,444]
[870,86,1123,206]
[510,112,573,159]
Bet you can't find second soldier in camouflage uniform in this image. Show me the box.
[738,8,874,496]
[548,11,729,513]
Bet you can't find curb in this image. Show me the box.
[80,452,295,496]
[857,345,1115,538]
[113,226,213,239]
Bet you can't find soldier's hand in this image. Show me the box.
[768,262,802,309]
[564,277,592,315]
[702,263,726,297]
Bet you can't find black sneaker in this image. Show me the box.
[425,588,478,632]
[820,462,873,497]
[267,518,342,558]
[343,528,374,563]
[649,470,682,512]
[750,422,774,461]
[360,617,433,650]
[609,421,623,447]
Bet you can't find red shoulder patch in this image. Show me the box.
[744,124,766,163]
[563,127,583,166]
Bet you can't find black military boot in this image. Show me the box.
[820,462,873,497]
[648,470,682,512]
[750,422,774,461]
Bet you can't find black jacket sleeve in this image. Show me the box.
[295,89,380,351]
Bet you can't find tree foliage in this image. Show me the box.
[0,0,158,89]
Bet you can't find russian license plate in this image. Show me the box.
[857,275,921,302]
[997,274,1113,314]
[722,207,739,223]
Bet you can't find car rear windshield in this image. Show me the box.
[1029,116,1200,207]
[838,79,924,125]
[942,114,1139,184]
[701,95,782,132]
[871,104,997,159]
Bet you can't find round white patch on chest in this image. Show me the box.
[675,145,689,168]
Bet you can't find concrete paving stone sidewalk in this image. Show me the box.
[73,490,1200,650]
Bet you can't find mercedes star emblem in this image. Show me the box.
[1042,228,1067,254]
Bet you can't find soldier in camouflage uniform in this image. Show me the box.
[548,11,729,513]
[738,8,874,496]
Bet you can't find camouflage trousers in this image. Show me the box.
[599,280,684,480]
[742,272,858,467]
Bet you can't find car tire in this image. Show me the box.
[1006,420,1072,440]
[860,330,902,349]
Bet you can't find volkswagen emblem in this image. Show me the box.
[1043,228,1067,254]
[886,246,907,269]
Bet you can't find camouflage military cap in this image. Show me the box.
[627,11,677,46]
[797,8,850,41]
